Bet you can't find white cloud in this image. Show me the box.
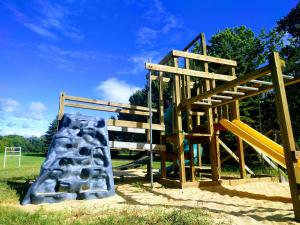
[5,1,83,41]
[0,98,19,112]
[117,50,163,75]
[95,78,141,103]
[137,0,184,47]
[37,43,115,72]
[23,102,47,120]
[23,22,58,40]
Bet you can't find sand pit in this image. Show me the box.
[15,169,296,225]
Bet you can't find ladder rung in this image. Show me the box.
[203,98,222,103]
[250,80,272,85]
[222,90,245,95]
[194,101,212,106]
[237,86,259,91]
[212,95,233,100]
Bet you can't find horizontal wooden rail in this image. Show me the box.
[65,102,151,116]
[64,94,157,112]
[107,119,165,131]
[108,126,146,134]
[150,75,171,82]
[172,50,237,66]
[146,63,235,81]
[109,141,166,152]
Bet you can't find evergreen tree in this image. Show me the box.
[277,2,300,145]
[43,116,58,153]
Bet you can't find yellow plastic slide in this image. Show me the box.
[220,119,299,169]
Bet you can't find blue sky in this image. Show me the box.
[0,0,297,137]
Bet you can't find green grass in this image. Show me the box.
[0,205,213,225]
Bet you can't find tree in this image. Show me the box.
[205,26,283,129]
[43,116,58,153]
[277,2,300,145]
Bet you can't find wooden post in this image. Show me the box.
[174,57,186,185]
[159,72,166,178]
[201,33,220,181]
[270,52,300,221]
[230,67,246,179]
[58,92,65,129]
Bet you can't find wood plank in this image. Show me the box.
[230,66,246,179]
[58,92,65,121]
[64,102,150,116]
[172,50,237,66]
[183,32,202,51]
[181,65,271,107]
[269,51,300,221]
[150,75,170,82]
[159,51,173,65]
[109,141,166,152]
[64,94,157,112]
[145,63,235,81]
[201,33,220,181]
[106,119,165,131]
[107,126,145,134]
[174,57,186,184]
[158,71,166,178]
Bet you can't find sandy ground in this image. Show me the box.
[12,169,297,225]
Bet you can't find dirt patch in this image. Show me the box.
[12,169,297,225]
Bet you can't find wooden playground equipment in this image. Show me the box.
[57,33,300,221]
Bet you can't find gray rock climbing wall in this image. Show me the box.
[22,113,115,204]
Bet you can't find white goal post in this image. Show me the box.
[3,147,22,168]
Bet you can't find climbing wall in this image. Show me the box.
[22,113,115,204]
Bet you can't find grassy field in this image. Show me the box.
[0,153,214,225]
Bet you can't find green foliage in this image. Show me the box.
[277,2,300,143]
[277,2,300,40]
[0,135,45,153]
[208,26,265,75]
[43,116,58,152]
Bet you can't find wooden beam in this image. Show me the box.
[201,33,220,181]
[183,33,202,51]
[174,57,186,184]
[159,51,173,65]
[58,92,65,121]
[107,126,145,134]
[145,63,235,81]
[151,75,170,82]
[64,94,156,112]
[158,71,166,178]
[230,66,246,179]
[106,119,165,131]
[172,50,237,66]
[64,102,150,116]
[269,51,300,221]
[181,65,271,107]
[109,141,165,152]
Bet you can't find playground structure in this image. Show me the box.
[56,33,300,221]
